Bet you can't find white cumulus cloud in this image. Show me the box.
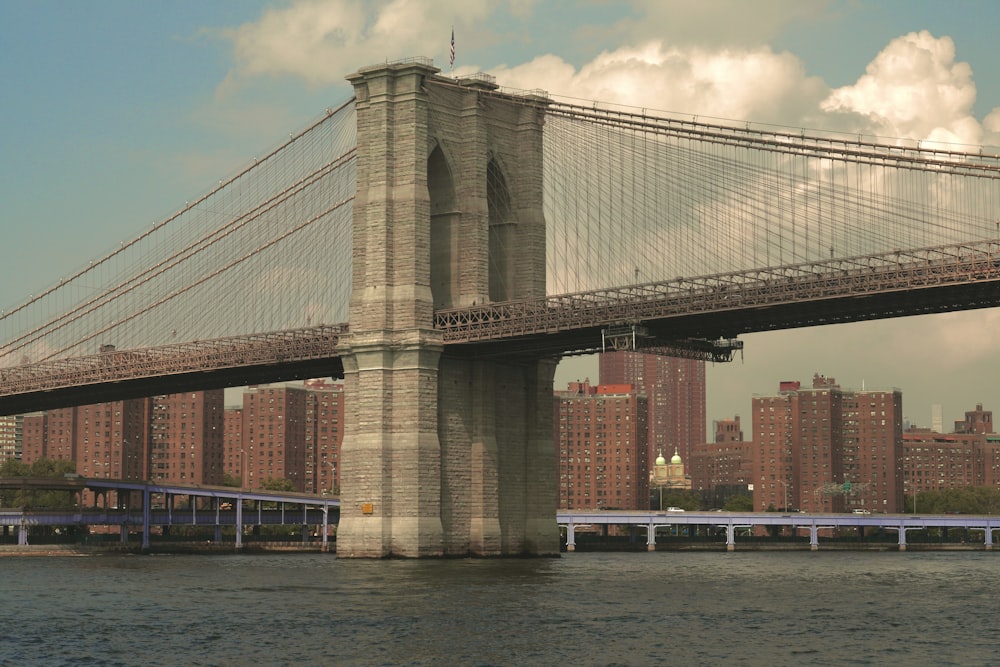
[218,0,493,87]
[488,42,828,126]
[821,31,983,147]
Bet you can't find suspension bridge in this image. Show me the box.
[3,58,1000,556]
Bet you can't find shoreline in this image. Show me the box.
[0,542,332,557]
[1,541,991,556]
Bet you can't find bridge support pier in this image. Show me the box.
[336,60,558,558]
[565,524,576,552]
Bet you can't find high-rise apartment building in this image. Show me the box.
[43,407,78,463]
[689,416,753,498]
[842,384,904,514]
[224,406,244,485]
[903,429,981,495]
[599,352,706,469]
[752,374,903,514]
[76,399,147,481]
[0,414,22,463]
[555,380,649,510]
[903,404,999,496]
[713,416,744,444]
[21,413,46,463]
[242,385,308,491]
[303,379,344,495]
[955,404,993,435]
[148,391,224,485]
[14,382,335,495]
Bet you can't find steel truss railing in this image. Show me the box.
[0,324,346,395]
[434,238,1000,342]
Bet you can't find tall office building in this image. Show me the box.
[555,380,649,510]
[931,404,943,433]
[599,351,706,469]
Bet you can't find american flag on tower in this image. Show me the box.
[450,28,455,70]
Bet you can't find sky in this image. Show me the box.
[3,0,1000,429]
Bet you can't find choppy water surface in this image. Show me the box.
[1,551,997,666]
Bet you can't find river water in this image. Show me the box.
[1,550,997,666]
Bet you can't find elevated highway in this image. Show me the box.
[558,509,1000,552]
[0,477,339,552]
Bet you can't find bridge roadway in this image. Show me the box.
[558,509,1000,552]
[2,239,1000,415]
[0,477,340,552]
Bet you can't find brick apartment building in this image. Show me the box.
[15,380,345,497]
[303,378,344,495]
[241,385,308,491]
[224,406,244,485]
[77,398,148,482]
[148,391,224,485]
[0,415,21,463]
[689,416,753,501]
[599,351,705,469]
[903,404,1000,497]
[555,380,649,510]
[226,380,344,493]
[751,374,903,514]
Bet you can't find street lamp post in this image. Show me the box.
[239,449,246,489]
[776,479,790,512]
[650,451,668,510]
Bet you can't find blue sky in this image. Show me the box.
[4,0,1000,427]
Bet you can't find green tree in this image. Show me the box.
[658,489,703,511]
[0,457,77,509]
[260,477,296,509]
[912,486,1000,515]
[263,477,295,492]
[0,458,30,478]
[723,495,754,512]
[220,473,241,488]
[29,458,77,478]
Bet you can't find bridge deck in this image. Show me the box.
[2,239,1000,414]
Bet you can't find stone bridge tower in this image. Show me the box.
[337,60,558,557]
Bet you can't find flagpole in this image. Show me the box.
[450,26,455,74]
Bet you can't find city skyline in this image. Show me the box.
[12,374,996,515]
[4,1,1000,429]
